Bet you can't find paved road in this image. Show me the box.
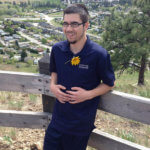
[42,14,53,25]
[5,18,41,21]
[18,31,52,50]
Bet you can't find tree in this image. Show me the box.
[8,51,14,58]
[13,1,16,5]
[133,0,150,85]
[15,40,19,50]
[5,27,14,35]
[21,50,27,62]
[46,48,50,53]
[41,38,47,44]
[101,3,150,85]
[119,0,132,5]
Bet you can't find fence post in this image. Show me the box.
[38,53,55,113]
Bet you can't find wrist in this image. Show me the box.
[87,90,95,100]
[50,83,56,91]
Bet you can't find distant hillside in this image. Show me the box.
[0,0,38,3]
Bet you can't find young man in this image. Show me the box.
[44,4,115,150]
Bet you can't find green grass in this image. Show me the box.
[51,19,62,27]
[8,100,24,110]
[117,130,136,142]
[114,71,150,98]
[48,11,63,17]
[0,62,38,73]
[29,94,37,103]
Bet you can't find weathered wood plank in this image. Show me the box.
[88,129,150,150]
[100,91,150,125]
[0,110,51,129]
[0,70,50,95]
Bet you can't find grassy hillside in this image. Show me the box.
[0,0,36,3]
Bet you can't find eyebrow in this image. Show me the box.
[63,21,79,23]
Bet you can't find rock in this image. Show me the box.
[30,142,42,150]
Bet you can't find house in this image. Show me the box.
[0,29,9,36]
[18,42,30,48]
[13,55,21,61]
[4,36,14,41]
[13,34,21,39]
[33,34,41,39]
[1,32,10,36]
[0,25,4,29]
[0,29,4,34]
[44,34,50,38]
[33,57,40,65]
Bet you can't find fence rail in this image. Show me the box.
[0,70,150,150]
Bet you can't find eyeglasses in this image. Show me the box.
[62,22,85,28]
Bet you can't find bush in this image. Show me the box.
[26,59,33,67]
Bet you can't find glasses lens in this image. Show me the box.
[62,22,68,27]
[62,22,83,28]
[71,22,79,28]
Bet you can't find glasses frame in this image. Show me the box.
[62,21,85,28]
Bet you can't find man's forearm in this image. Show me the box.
[88,83,114,99]
[50,72,57,86]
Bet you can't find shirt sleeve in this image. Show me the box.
[49,48,57,75]
[97,52,115,87]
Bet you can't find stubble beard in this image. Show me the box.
[66,30,85,45]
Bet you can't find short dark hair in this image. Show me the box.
[63,4,89,23]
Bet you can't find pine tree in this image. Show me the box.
[21,50,27,62]
[101,2,150,85]
[133,0,150,85]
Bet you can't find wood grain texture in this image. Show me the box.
[88,129,150,150]
[0,110,51,129]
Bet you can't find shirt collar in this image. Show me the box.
[61,36,91,57]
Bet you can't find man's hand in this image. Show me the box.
[66,87,92,104]
[50,84,70,104]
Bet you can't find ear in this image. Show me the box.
[84,22,89,31]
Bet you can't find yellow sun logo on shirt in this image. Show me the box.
[71,56,80,66]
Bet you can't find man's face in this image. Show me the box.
[63,13,88,44]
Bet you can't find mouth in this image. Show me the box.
[66,32,75,38]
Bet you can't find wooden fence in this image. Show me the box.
[0,70,150,150]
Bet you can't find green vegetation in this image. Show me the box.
[31,0,64,10]
[41,38,47,44]
[117,130,136,142]
[101,0,150,85]
[48,11,63,17]
[0,62,38,73]
[114,71,150,98]
[50,18,62,27]
[29,94,37,103]
[21,50,27,61]
[8,99,24,110]
[3,135,13,144]
[0,0,64,20]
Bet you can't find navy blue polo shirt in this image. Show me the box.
[49,36,115,136]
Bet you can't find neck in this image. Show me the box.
[70,35,87,54]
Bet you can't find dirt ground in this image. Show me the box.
[0,92,150,150]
